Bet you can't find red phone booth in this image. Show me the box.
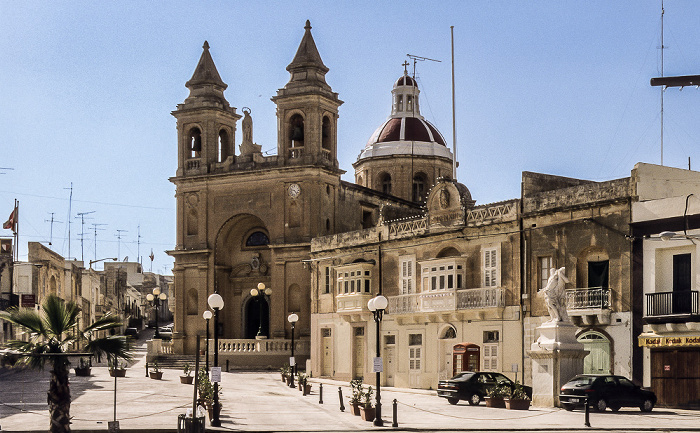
[453,343,480,377]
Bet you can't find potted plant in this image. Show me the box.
[74,357,91,376]
[348,379,363,415]
[180,362,193,384]
[504,381,531,410]
[149,360,163,380]
[359,386,375,422]
[279,364,290,382]
[485,383,509,408]
[197,367,222,421]
[109,358,127,377]
[297,373,311,395]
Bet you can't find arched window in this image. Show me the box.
[380,173,392,195]
[322,116,331,150]
[186,289,198,315]
[289,114,304,158]
[440,326,457,339]
[245,231,269,247]
[188,127,201,158]
[218,129,230,162]
[412,173,427,202]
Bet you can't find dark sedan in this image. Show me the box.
[437,371,532,406]
[559,374,656,412]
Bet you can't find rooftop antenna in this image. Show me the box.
[406,54,441,80]
[660,0,665,166]
[76,211,95,262]
[64,183,73,260]
[115,229,128,261]
[90,223,107,262]
[137,225,142,265]
[451,26,457,181]
[45,212,63,247]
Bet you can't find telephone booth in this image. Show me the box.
[453,343,480,377]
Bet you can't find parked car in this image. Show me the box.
[437,371,532,406]
[155,327,173,340]
[559,374,656,412]
[124,327,139,339]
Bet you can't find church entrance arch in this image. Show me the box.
[245,296,270,339]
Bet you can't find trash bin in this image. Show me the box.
[177,414,205,433]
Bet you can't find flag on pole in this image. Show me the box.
[3,207,17,231]
[149,249,154,262]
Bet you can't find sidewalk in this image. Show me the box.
[1,340,699,432]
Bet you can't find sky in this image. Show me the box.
[1,1,698,274]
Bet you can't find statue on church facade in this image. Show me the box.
[239,108,263,155]
[539,267,570,323]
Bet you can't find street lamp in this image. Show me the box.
[89,257,117,269]
[287,313,299,388]
[249,282,272,338]
[367,294,388,427]
[203,310,212,372]
[207,293,224,427]
[146,287,167,338]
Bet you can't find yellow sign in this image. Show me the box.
[638,336,700,347]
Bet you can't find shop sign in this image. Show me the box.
[21,294,36,307]
[638,335,700,347]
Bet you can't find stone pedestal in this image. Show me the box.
[528,321,587,408]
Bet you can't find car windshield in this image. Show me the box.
[566,376,595,387]
[450,372,474,381]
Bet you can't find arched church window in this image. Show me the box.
[380,173,392,195]
[289,114,304,158]
[245,231,269,247]
[322,116,331,150]
[188,127,202,158]
[412,172,427,202]
[218,129,231,162]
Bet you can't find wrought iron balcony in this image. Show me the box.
[565,287,611,310]
[645,290,699,321]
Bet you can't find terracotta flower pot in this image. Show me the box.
[109,368,126,377]
[505,398,530,410]
[303,384,312,395]
[150,371,163,380]
[360,405,375,422]
[180,375,194,384]
[350,402,361,416]
[485,396,506,408]
[74,367,91,377]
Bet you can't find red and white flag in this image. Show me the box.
[149,249,154,262]
[3,207,16,231]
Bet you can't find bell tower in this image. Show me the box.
[272,21,343,169]
[173,41,241,177]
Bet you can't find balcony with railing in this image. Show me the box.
[564,287,612,325]
[388,287,505,317]
[645,290,700,323]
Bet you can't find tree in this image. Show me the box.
[0,294,131,433]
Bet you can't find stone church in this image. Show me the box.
[167,21,453,364]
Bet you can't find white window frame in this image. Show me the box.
[483,343,498,371]
[538,256,553,290]
[483,247,499,287]
[336,262,373,294]
[418,257,465,292]
[399,255,416,295]
[408,333,423,371]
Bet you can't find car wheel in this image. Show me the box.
[609,405,621,412]
[447,397,459,405]
[640,399,654,412]
[593,399,607,412]
[561,403,575,411]
[468,393,481,406]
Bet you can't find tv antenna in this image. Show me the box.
[90,223,107,262]
[45,212,63,247]
[406,54,441,79]
[0,167,13,175]
[76,211,95,262]
[115,229,128,261]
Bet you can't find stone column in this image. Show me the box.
[528,321,587,407]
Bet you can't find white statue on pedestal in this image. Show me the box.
[539,267,570,323]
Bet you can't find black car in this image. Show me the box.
[559,374,656,412]
[437,371,532,406]
[124,327,139,339]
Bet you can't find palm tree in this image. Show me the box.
[0,294,131,433]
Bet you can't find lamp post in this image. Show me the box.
[367,294,388,427]
[207,293,224,427]
[203,310,212,372]
[146,287,167,338]
[249,282,272,338]
[287,313,298,388]
[89,257,117,269]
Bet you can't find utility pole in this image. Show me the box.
[90,223,107,262]
[64,183,73,260]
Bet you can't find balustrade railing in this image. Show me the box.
[646,290,699,317]
[388,287,504,314]
[217,338,310,355]
[565,287,611,310]
[186,158,201,170]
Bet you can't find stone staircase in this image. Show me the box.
[150,354,200,371]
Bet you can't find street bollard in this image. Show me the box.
[338,387,345,412]
[226,360,229,372]
[145,362,149,377]
[584,397,591,427]
[392,399,398,428]
[319,383,323,404]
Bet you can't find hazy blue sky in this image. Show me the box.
[1,1,698,274]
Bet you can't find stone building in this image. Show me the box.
[167,21,419,365]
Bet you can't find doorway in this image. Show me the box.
[245,296,269,339]
[577,331,611,374]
